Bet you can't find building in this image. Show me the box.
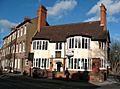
[0,3,110,81]
[31,3,110,81]
[0,6,49,73]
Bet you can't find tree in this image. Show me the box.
[109,39,120,75]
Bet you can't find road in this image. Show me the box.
[0,74,119,89]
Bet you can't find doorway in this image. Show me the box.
[56,62,62,72]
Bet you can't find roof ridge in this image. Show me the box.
[44,20,100,28]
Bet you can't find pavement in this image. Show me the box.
[90,78,118,86]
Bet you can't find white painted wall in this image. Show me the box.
[31,37,108,71]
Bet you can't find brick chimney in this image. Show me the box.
[37,4,47,32]
[100,3,107,31]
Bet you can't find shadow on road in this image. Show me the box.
[0,75,100,89]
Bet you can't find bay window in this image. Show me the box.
[67,36,90,49]
[68,58,91,70]
[33,58,50,69]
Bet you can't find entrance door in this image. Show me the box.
[56,62,62,72]
[92,58,100,73]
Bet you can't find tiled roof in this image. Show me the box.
[33,21,109,42]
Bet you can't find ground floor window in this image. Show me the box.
[33,58,50,69]
[100,59,106,69]
[14,59,20,69]
[68,58,91,70]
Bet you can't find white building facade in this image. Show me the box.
[31,35,108,73]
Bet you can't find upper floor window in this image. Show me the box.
[24,25,27,35]
[19,43,22,52]
[17,30,19,38]
[23,42,25,52]
[33,41,36,50]
[56,43,62,50]
[21,27,23,36]
[32,40,48,50]
[67,37,90,49]
[16,44,18,53]
[99,41,106,49]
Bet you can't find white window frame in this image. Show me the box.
[68,58,91,71]
[33,58,50,69]
[33,40,48,50]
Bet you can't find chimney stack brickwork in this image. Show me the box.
[37,5,47,32]
[100,3,107,31]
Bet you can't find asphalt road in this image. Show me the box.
[0,75,119,89]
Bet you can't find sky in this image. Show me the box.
[0,0,120,47]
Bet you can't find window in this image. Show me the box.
[24,25,27,35]
[99,41,104,49]
[74,58,77,69]
[88,59,91,69]
[23,42,25,52]
[17,59,20,69]
[15,59,17,68]
[38,58,41,68]
[55,51,61,58]
[78,38,81,48]
[85,39,87,49]
[37,41,39,49]
[21,42,23,52]
[36,58,39,67]
[42,41,45,50]
[82,38,84,48]
[68,58,91,70]
[17,30,19,38]
[38,41,41,50]
[56,43,58,49]
[75,38,77,48]
[32,40,48,50]
[33,59,35,67]
[56,43,62,50]
[72,38,74,48]
[33,41,36,50]
[88,39,90,49]
[19,43,21,52]
[68,37,90,49]
[33,58,50,69]
[78,58,80,69]
[100,59,106,68]
[45,41,48,50]
[68,58,73,69]
[81,59,84,69]
[69,38,72,48]
[21,27,23,36]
